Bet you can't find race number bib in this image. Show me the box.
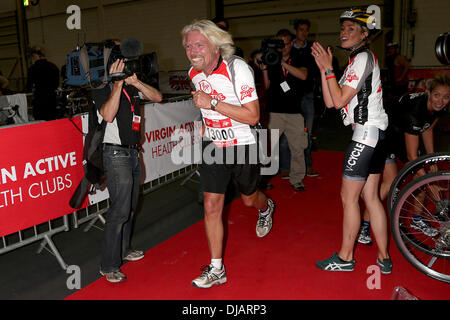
[204,117,237,148]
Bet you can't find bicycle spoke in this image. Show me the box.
[391,169,450,283]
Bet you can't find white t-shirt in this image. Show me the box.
[189,56,258,147]
[339,48,388,131]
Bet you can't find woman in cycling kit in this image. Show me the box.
[359,74,450,242]
[311,8,392,273]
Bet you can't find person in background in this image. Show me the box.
[312,8,392,274]
[0,70,12,96]
[25,45,60,120]
[212,17,244,58]
[292,18,320,177]
[358,74,450,244]
[385,42,410,101]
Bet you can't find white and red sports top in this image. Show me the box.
[189,56,258,147]
[339,46,388,131]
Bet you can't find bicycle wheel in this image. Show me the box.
[388,152,450,214]
[391,171,450,283]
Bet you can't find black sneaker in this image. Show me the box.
[377,257,393,274]
[316,252,355,272]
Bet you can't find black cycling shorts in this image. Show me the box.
[384,126,409,164]
[199,141,260,195]
[342,130,387,181]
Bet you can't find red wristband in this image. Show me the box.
[326,75,336,80]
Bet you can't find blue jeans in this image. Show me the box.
[300,92,314,169]
[101,145,141,272]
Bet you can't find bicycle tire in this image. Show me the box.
[387,152,450,214]
[391,170,450,283]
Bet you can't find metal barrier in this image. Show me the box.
[71,163,199,232]
[0,163,198,271]
[0,215,70,270]
[0,97,200,271]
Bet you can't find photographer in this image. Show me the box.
[261,29,308,191]
[91,38,162,283]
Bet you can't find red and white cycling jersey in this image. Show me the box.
[339,47,388,131]
[189,57,258,147]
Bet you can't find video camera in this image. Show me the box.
[435,32,449,65]
[65,38,159,89]
[259,38,285,66]
[108,40,159,87]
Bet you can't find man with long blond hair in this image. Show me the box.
[181,19,275,288]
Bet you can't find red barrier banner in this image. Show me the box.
[0,118,85,237]
[408,67,450,92]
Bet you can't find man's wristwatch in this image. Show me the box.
[324,69,334,76]
[210,98,218,111]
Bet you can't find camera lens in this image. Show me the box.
[435,32,449,65]
[123,59,138,76]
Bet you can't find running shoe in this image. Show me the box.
[410,216,439,237]
[191,264,227,288]
[377,257,393,274]
[100,269,127,283]
[123,250,144,262]
[281,170,290,179]
[256,198,275,238]
[316,252,355,272]
[357,224,373,245]
[306,168,319,177]
[291,181,306,191]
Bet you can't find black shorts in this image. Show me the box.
[384,126,408,164]
[342,130,387,181]
[199,141,261,195]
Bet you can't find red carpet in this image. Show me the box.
[66,151,449,300]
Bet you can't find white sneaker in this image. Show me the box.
[256,198,275,238]
[410,216,439,237]
[191,264,227,288]
[357,224,373,245]
[123,250,144,262]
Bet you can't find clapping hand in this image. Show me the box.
[311,42,333,72]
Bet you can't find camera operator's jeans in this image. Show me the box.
[300,92,315,169]
[100,145,141,273]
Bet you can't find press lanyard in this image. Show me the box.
[122,87,136,113]
[282,58,291,78]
